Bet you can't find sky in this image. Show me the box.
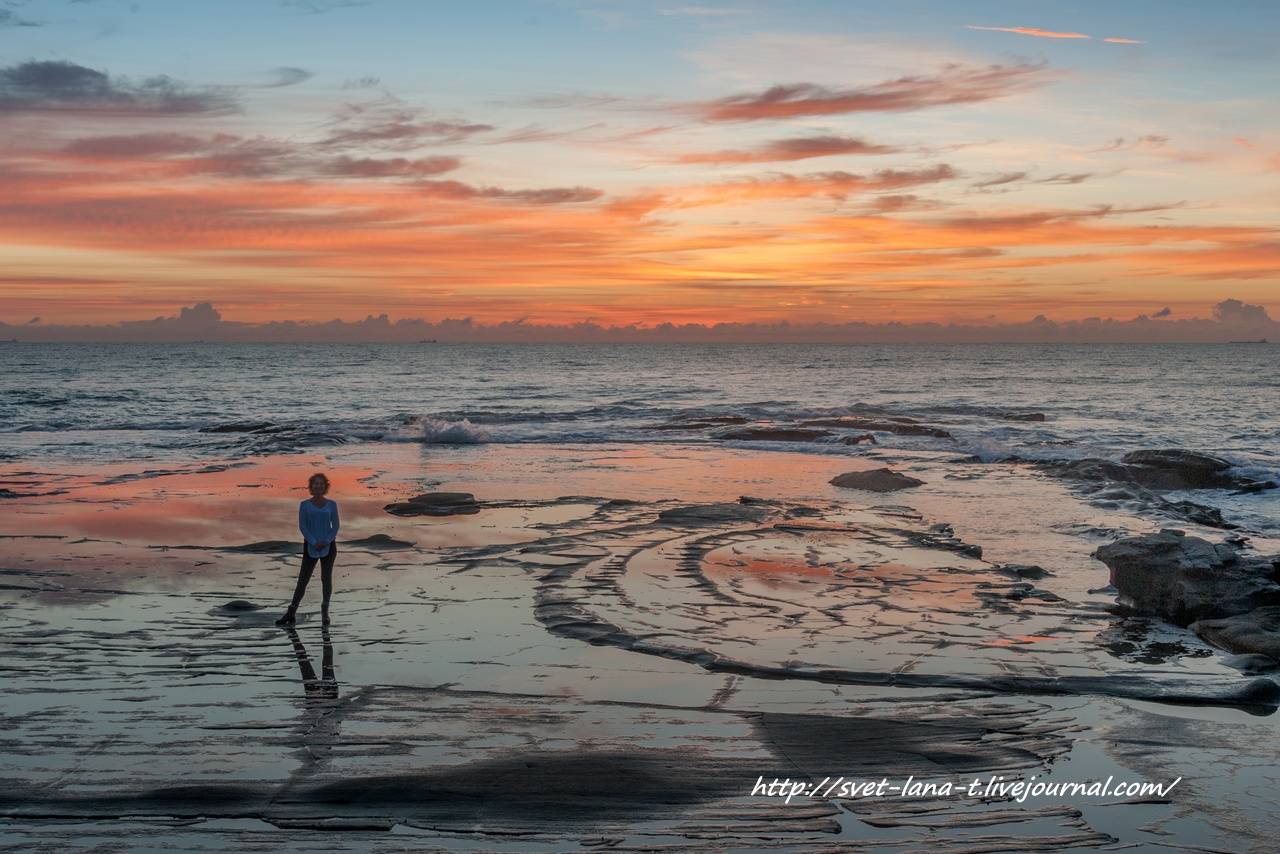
[2,0,1279,340]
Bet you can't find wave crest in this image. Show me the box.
[392,415,490,444]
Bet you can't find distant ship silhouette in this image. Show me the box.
[1229,338,1268,344]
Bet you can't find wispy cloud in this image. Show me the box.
[261,67,314,88]
[0,60,237,115]
[280,0,375,14]
[659,6,747,15]
[967,25,1090,39]
[323,156,462,178]
[1094,135,1168,152]
[966,26,1145,44]
[319,98,494,150]
[692,62,1054,122]
[0,8,39,27]
[972,172,1027,189]
[672,165,959,206]
[675,134,899,164]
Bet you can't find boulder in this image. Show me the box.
[829,468,924,493]
[1094,529,1280,625]
[1120,450,1239,490]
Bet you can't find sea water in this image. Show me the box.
[2,341,1277,530]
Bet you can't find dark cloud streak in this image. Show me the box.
[678,134,899,164]
[693,61,1054,122]
[8,299,1275,343]
[0,60,238,115]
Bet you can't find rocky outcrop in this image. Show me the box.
[1044,450,1274,494]
[1095,529,1280,630]
[1120,450,1256,491]
[829,468,924,493]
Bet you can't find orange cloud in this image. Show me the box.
[1103,38,1147,44]
[966,25,1090,39]
[1,54,1275,331]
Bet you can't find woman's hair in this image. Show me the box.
[308,472,331,492]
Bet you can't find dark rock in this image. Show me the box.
[1120,449,1238,490]
[385,492,480,517]
[226,540,299,553]
[218,600,263,612]
[1042,450,1273,498]
[841,433,878,445]
[1045,458,1135,485]
[657,503,769,524]
[344,534,417,550]
[1000,412,1046,422]
[1158,500,1236,529]
[1191,608,1280,662]
[1000,564,1052,580]
[1094,530,1280,626]
[802,417,952,438]
[718,427,831,442]
[409,492,476,506]
[829,468,925,493]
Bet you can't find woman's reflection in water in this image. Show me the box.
[283,626,342,769]
[284,625,338,704]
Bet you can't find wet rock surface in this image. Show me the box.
[4,455,1280,851]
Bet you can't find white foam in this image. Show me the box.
[387,416,490,444]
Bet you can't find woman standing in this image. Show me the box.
[277,472,339,625]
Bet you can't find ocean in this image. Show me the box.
[5,341,1277,530]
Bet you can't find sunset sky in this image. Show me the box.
[2,0,1278,335]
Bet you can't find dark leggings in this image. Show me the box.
[288,543,336,611]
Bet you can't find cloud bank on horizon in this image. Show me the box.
[1,0,1277,338]
[5,298,1276,344]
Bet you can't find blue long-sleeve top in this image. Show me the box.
[299,499,339,558]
